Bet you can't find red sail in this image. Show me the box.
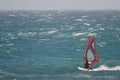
[84,35,98,66]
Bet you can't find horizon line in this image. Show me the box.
[0,9,120,11]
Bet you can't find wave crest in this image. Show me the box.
[94,65,120,71]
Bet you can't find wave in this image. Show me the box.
[84,23,90,26]
[74,18,83,22]
[72,32,87,37]
[93,65,120,71]
[18,32,37,36]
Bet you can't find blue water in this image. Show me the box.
[0,10,120,80]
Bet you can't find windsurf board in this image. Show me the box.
[78,67,93,72]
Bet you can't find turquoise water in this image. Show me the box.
[0,10,120,80]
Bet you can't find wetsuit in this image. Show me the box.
[84,59,89,69]
[84,59,92,70]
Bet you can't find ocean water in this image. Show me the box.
[0,10,120,80]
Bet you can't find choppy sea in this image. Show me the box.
[0,10,120,80]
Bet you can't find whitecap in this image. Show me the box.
[48,30,58,34]
[80,38,86,41]
[7,33,16,39]
[115,28,120,31]
[72,32,87,37]
[36,18,51,22]
[84,23,90,26]
[98,42,106,47]
[88,27,94,30]
[18,32,24,36]
[7,33,13,36]
[88,33,97,36]
[82,15,89,18]
[89,28,99,33]
[39,29,58,35]
[93,65,120,71]
[74,19,83,22]
[99,27,105,30]
[38,39,50,41]
[18,32,37,36]
[10,36,16,40]
[96,24,101,27]
[5,43,14,46]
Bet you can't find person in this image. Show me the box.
[84,57,93,70]
[84,59,89,69]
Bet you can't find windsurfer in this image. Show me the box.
[83,36,93,70]
[84,57,93,70]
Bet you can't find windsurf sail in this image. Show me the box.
[84,35,98,67]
